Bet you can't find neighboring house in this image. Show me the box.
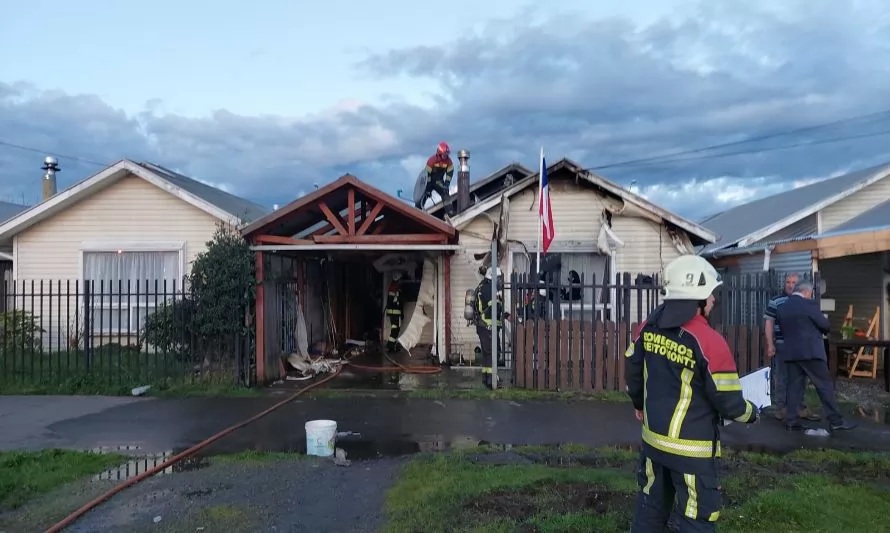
[426,162,533,218]
[0,159,268,349]
[700,161,890,337]
[0,201,30,310]
[442,158,717,363]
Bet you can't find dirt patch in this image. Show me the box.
[464,481,633,522]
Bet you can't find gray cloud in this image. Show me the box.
[2,1,890,220]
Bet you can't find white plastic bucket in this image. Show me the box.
[305,419,337,457]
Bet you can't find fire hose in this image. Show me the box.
[44,356,442,532]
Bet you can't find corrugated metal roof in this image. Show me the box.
[137,162,269,222]
[831,199,890,233]
[700,162,890,253]
[0,201,29,223]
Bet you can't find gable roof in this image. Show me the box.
[136,163,268,223]
[241,173,456,239]
[426,162,533,215]
[448,158,717,244]
[699,162,890,254]
[830,198,890,234]
[0,201,29,223]
[0,159,269,243]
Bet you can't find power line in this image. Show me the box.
[594,128,890,169]
[585,107,890,172]
[2,106,890,175]
[0,139,107,167]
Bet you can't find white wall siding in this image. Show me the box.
[12,175,221,351]
[821,176,890,232]
[443,177,701,360]
[613,217,691,325]
[820,253,883,334]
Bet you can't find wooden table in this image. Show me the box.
[827,338,890,392]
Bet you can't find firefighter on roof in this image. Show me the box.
[625,255,758,532]
[416,142,454,213]
[385,271,403,352]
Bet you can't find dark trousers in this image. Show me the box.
[418,181,451,212]
[631,454,722,533]
[475,323,501,388]
[773,343,808,411]
[386,314,401,352]
[785,359,843,427]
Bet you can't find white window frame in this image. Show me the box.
[79,241,187,335]
[509,246,611,319]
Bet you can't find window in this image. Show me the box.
[510,251,609,320]
[83,250,182,334]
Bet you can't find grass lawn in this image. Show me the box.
[0,449,125,512]
[383,445,890,533]
[0,344,256,397]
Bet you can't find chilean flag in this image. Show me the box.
[539,151,555,255]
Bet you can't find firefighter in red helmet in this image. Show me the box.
[416,142,455,214]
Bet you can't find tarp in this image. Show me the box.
[398,258,437,354]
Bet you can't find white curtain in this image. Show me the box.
[83,251,180,333]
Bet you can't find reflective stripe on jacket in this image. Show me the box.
[386,282,402,316]
[475,279,503,329]
[625,309,756,474]
[424,154,454,186]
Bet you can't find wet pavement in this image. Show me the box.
[2,394,890,458]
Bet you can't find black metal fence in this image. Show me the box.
[0,279,254,393]
[507,270,820,391]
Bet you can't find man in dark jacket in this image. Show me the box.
[626,255,758,532]
[778,280,857,432]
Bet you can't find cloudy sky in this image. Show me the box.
[1,0,889,220]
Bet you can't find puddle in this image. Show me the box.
[91,449,209,482]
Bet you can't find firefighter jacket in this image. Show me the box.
[385,282,402,316]
[424,154,454,186]
[625,312,757,475]
[475,279,503,329]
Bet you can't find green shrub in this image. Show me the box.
[0,309,45,354]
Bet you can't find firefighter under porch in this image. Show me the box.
[241,174,459,385]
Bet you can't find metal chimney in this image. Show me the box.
[456,149,470,214]
[41,156,59,201]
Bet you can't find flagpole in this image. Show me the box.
[536,146,543,273]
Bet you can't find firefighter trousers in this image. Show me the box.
[386,314,401,352]
[631,454,722,533]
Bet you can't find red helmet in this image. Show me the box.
[436,142,450,155]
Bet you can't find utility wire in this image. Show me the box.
[2,106,890,173]
[584,107,890,171]
[0,139,107,167]
[594,128,890,170]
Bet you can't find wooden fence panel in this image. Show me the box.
[513,320,765,391]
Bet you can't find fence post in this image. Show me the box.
[83,280,93,371]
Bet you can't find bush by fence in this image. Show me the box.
[0,279,253,394]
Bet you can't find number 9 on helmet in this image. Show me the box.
[662,255,722,301]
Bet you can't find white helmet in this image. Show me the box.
[484,267,503,280]
[662,255,722,301]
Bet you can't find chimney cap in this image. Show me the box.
[42,156,60,170]
[457,150,470,160]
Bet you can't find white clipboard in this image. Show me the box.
[723,366,770,425]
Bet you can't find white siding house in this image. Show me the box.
[442,159,717,364]
[0,160,267,350]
